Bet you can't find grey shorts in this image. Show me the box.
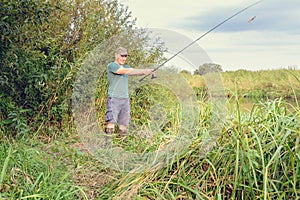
[105,97,130,126]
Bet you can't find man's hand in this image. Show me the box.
[142,69,154,75]
[143,69,156,79]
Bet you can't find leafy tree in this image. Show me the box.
[194,63,223,75]
[1,0,57,135]
[0,0,163,136]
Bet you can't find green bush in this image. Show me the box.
[1,0,162,137]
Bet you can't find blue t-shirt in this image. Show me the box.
[107,62,131,98]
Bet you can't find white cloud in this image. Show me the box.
[121,0,300,71]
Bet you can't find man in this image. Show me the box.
[105,47,154,137]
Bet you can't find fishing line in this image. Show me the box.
[139,0,264,81]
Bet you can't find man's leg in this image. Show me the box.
[105,97,119,134]
[118,125,127,137]
[118,98,130,137]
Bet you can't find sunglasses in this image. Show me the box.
[120,54,128,58]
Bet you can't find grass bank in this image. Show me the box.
[0,69,299,199]
[1,98,299,199]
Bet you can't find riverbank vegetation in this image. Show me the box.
[1,0,299,199]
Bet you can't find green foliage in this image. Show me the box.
[1,0,73,135]
[1,0,162,136]
[0,0,52,52]
[0,140,88,199]
[0,96,31,137]
[130,84,178,126]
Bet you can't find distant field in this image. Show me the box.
[183,69,300,100]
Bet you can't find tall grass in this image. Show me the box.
[97,97,299,199]
[0,137,88,199]
[1,70,299,199]
[1,98,299,199]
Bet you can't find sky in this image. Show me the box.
[120,0,300,71]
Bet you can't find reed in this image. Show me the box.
[97,97,299,199]
[0,137,88,199]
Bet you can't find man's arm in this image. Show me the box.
[115,67,153,75]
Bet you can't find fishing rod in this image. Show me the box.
[139,0,264,82]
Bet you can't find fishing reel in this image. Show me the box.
[151,74,157,79]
